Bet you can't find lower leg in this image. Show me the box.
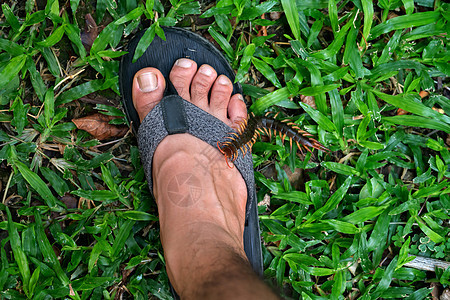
[153,135,279,299]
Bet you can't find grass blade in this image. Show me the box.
[36,25,66,47]
[321,219,360,234]
[299,84,341,96]
[361,0,374,43]
[6,207,30,296]
[251,57,282,88]
[281,0,301,40]
[370,11,441,40]
[33,210,70,286]
[112,219,136,259]
[303,176,353,226]
[14,161,61,212]
[329,89,344,137]
[374,91,450,125]
[250,87,291,114]
[382,115,450,133]
[299,102,337,132]
[328,0,338,33]
[208,27,233,61]
[342,206,388,224]
[0,54,26,89]
[56,79,104,105]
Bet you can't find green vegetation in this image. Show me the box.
[0,0,449,299]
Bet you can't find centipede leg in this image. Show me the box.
[225,156,234,169]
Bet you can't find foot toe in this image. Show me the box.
[169,58,197,101]
[190,64,217,109]
[209,75,234,120]
[228,94,248,125]
[133,68,166,122]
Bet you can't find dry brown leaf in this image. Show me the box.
[258,194,271,207]
[72,113,128,140]
[397,108,409,115]
[441,288,450,300]
[81,14,100,51]
[432,107,445,114]
[431,282,439,300]
[270,12,283,20]
[419,90,429,98]
[61,194,78,209]
[387,12,399,20]
[301,95,317,109]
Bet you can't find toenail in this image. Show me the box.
[175,58,193,68]
[218,76,230,85]
[199,65,213,76]
[137,72,158,92]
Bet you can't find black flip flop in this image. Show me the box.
[119,26,263,296]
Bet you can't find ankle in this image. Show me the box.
[168,241,249,297]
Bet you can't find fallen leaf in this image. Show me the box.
[441,288,450,300]
[419,91,429,98]
[72,113,128,140]
[270,12,283,20]
[258,194,271,207]
[387,12,399,20]
[432,107,445,114]
[81,14,100,51]
[61,194,78,209]
[283,165,304,190]
[301,95,317,109]
[397,108,409,115]
[430,282,439,300]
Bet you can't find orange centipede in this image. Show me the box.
[217,112,329,167]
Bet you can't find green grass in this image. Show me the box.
[0,0,449,299]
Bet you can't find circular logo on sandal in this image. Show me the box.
[166,173,202,207]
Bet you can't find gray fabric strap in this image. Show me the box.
[137,96,256,221]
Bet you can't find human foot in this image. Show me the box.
[132,59,253,295]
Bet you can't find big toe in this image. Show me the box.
[132,68,166,122]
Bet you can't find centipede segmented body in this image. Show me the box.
[217,112,329,167]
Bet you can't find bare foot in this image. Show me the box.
[132,59,278,299]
